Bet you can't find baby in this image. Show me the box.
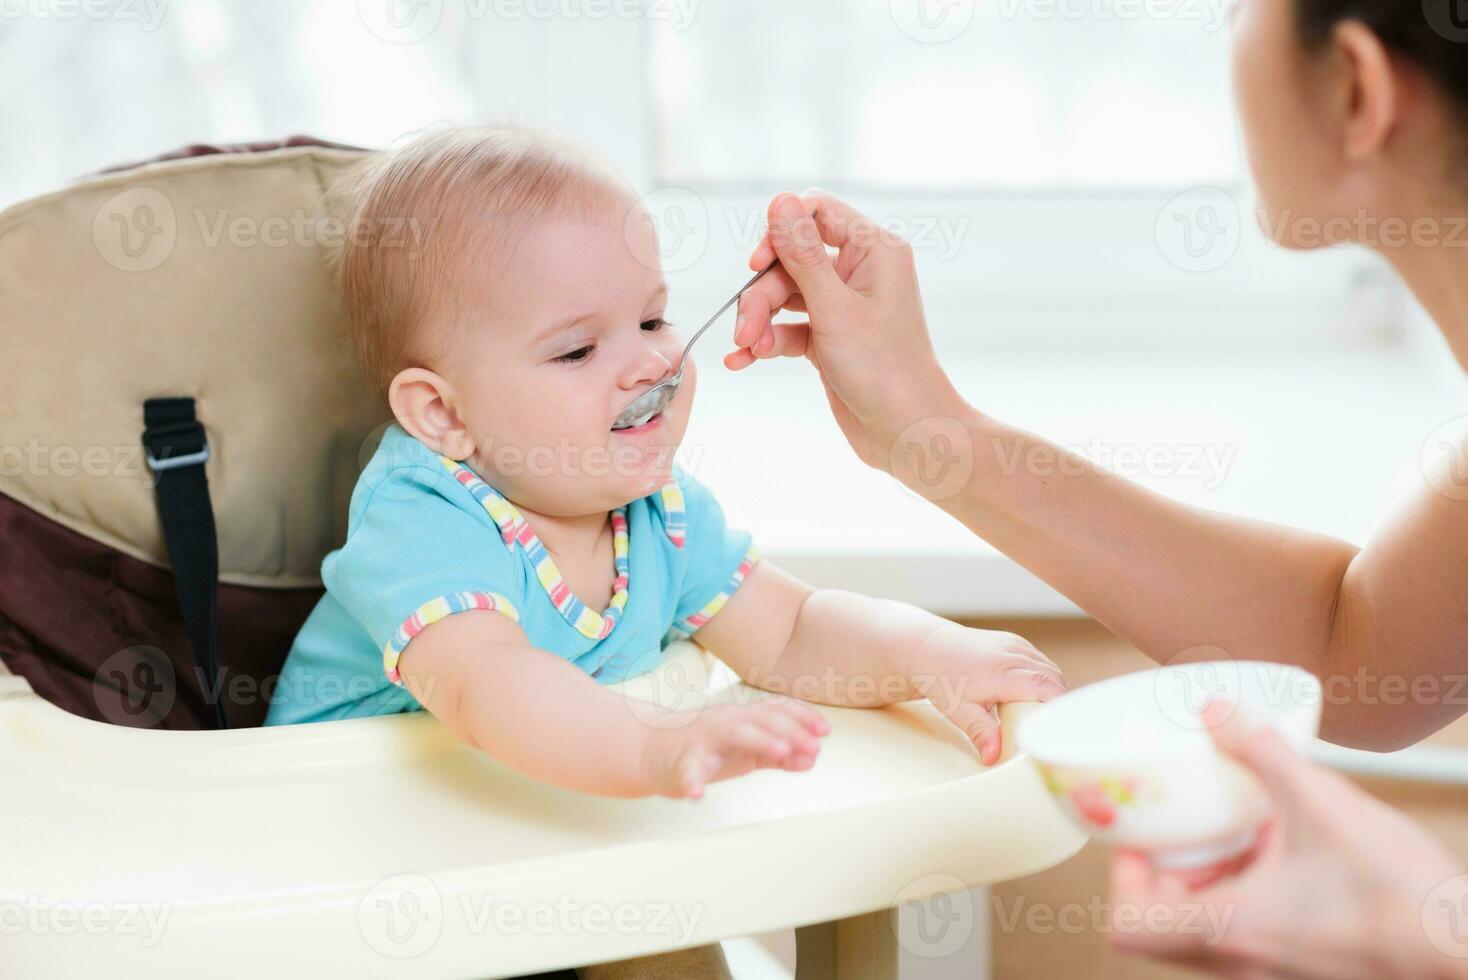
[265,125,1065,974]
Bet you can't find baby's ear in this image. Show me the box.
[388,367,473,458]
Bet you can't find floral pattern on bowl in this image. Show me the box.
[1037,764,1150,830]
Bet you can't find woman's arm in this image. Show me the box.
[942,410,1468,750]
[732,190,1468,750]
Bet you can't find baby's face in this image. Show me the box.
[449,201,692,517]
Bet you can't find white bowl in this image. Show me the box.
[1016,660,1322,869]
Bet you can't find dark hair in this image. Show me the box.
[1295,0,1468,113]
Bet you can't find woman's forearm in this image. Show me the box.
[927,406,1362,724]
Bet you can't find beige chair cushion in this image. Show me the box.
[0,146,390,588]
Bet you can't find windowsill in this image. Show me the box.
[684,343,1468,617]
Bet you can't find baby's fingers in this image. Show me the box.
[738,700,828,768]
[940,701,1002,764]
[747,696,830,736]
[678,751,713,800]
[1009,641,1061,674]
[983,629,1064,675]
[981,656,1068,703]
[720,720,794,766]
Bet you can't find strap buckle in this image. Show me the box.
[145,442,211,472]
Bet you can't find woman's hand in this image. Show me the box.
[1109,700,1468,979]
[728,192,966,477]
[640,699,829,800]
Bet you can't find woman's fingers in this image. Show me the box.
[747,189,855,269]
[764,193,850,310]
[723,347,756,371]
[735,268,798,348]
[748,322,812,360]
[727,273,813,369]
[1202,700,1338,824]
[735,266,801,360]
[1108,851,1228,958]
[1111,850,1191,904]
[1201,699,1379,856]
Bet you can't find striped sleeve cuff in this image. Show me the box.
[382,591,520,686]
[668,545,761,641]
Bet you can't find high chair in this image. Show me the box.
[0,141,1085,978]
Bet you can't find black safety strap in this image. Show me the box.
[142,398,228,729]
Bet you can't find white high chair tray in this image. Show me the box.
[0,644,1085,978]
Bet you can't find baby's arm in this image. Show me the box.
[693,561,1067,764]
[396,608,827,798]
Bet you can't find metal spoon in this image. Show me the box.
[612,259,779,431]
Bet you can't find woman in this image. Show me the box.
[726,0,1468,975]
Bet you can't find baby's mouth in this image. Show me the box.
[611,410,663,434]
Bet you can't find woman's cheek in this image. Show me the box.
[1230,23,1270,192]
[1229,0,1310,240]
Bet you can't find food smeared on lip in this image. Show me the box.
[612,410,662,433]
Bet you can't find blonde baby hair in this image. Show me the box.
[331,124,634,401]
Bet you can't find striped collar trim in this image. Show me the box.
[436,456,684,639]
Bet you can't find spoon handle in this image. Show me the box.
[673,259,779,378]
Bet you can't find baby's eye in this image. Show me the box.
[553,344,594,364]
[641,318,670,332]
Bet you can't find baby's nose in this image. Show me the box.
[620,344,673,389]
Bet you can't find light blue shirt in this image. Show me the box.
[264,424,756,725]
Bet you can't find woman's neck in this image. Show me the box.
[1372,182,1468,366]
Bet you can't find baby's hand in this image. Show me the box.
[641,699,830,799]
[918,626,1068,765]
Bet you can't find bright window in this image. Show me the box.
[653,0,1242,191]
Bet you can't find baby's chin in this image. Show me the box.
[559,449,682,512]
[511,469,676,519]
[610,448,678,501]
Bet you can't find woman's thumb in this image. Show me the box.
[1203,698,1309,813]
[767,193,845,308]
